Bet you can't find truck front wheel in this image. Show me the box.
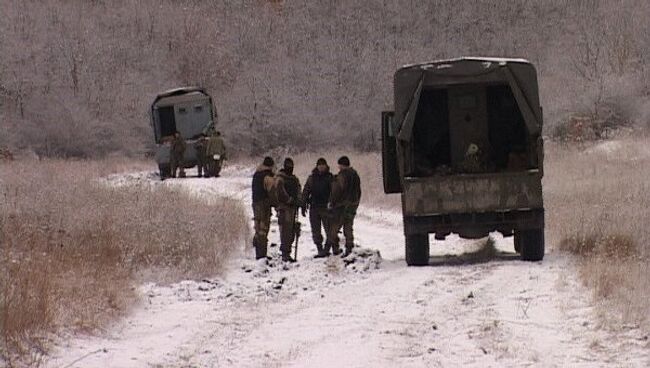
[517,228,545,261]
[405,234,430,266]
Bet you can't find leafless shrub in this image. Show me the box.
[1,1,649,157]
[0,159,248,363]
[545,139,650,329]
[560,233,637,259]
[0,148,13,161]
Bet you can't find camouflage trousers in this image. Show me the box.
[326,205,357,252]
[196,153,207,177]
[207,158,223,177]
[278,206,298,256]
[170,154,185,177]
[252,200,272,259]
[309,207,330,251]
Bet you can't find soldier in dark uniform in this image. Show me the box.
[302,157,333,258]
[275,158,302,262]
[325,156,361,257]
[194,134,208,178]
[170,131,186,178]
[251,156,276,260]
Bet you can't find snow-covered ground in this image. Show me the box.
[46,166,649,367]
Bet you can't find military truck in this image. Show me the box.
[150,87,216,178]
[381,57,545,266]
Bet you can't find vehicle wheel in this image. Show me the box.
[513,232,522,253]
[519,228,545,261]
[405,233,429,266]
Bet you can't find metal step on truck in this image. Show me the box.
[381,57,545,266]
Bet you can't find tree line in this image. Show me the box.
[0,0,648,157]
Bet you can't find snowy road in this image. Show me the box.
[46,167,649,367]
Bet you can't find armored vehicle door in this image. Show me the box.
[448,85,489,170]
[382,111,402,193]
[157,106,176,140]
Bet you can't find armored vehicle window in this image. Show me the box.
[179,107,187,114]
[194,105,203,112]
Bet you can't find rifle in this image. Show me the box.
[293,208,301,260]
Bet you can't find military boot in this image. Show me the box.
[331,245,343,256]
[313,243,328,258]
[324,241,342,256]
[343,244,354,258]
[254,239,267,260]
[281,252,296,263]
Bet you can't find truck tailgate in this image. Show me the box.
[402,171,543,216]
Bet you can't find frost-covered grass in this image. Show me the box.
[287,141,650,330]
[282,141,650,330]
[545,139,650,330]
[0,159,248,365]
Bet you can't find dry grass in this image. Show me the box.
[0,159,248,365]
[545,139,650,329]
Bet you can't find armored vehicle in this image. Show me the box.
[381,57,545,265]
[150,87,216,178]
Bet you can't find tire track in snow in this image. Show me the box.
[46,168,649,368]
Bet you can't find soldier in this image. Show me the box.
[275,158,302,262]
[325,156,361,257]
[252,156,276,260]
[302,157,333,258]
[206,131,227,177]
[170,131,186,178]
[194,134,208,178]
[460,143,483,173]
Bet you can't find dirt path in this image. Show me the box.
[46,167,649,367]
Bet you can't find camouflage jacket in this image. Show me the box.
[171,136,186,156]
[274,169,302,209]
[460,153,483,173]
[252,165,275,204]
[206,136,227,158]
[194,138,208,156]
[329,167,361,209]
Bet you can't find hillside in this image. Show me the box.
[1,0,649,157]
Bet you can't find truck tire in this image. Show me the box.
[519,228,545,261]
[405,234,429,266]
[514,233,522,254]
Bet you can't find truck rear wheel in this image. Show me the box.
[405,234,429,266]
[517,228,545,261]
